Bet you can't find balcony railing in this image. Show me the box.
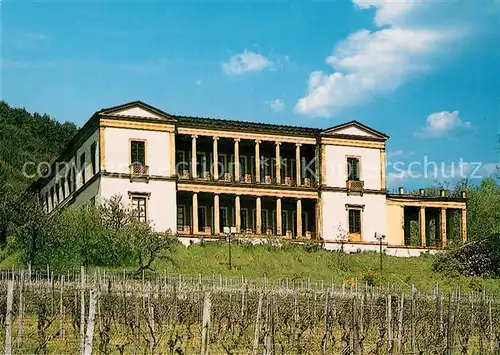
[130,164,149,180]
[173,161,318,187]
[346,179,364,194]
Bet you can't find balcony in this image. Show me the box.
[346,179,364,195]
[130,163,149,181]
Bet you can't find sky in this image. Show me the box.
[1,0,499,190]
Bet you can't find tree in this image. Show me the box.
[10,192,54,266]
[335,223,348,252]
[0,100,77,191]
[462,177,500,240]
[123,222,177,273]
[0,172,15,246]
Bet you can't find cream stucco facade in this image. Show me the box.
[32,101,467,255]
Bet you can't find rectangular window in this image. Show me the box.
[241,209,248,231]
[197,152,207,178]
[218,154,227,179]
[50,186,55,209]
[61,177,66,199]
[131,196,147,223]
[261,155,270,183]
[80,153,86,184]
[55,183,60,204]
[261,210,268,233]
[282,211,288,235]
[347,157,360,181]
[177,206,185,231]
[220,207,228,231]
[348,209,361,234]
[67,171,72,194]
[90,142,97,175]
[176,151,186,176]
[72,168,76,191]
[198,206,207,232]
[239,155,248,176]
[131,140,146,165]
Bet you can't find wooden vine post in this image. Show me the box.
[200,292,211,355]
[4,280,14,355]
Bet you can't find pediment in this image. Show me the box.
[98,101,173,121]
[321,121,388,140]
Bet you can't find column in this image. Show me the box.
[315,199,322,240]
[169,132,176,177]
[419,206,426,247]
[296,143,302,186]
[276,198,282,236]
[320,143,326,187]
[192,192,199,234]
[191,135,198,179]
[213,136,219,180]
[380,148,386,190]
[255,140,261,183]
[461,208,467,242]
[235,195,241,234]
[99,127,105,172]
[256,196,262,235]
[296,199,302,238]
[275,142,281,185]
[214,194,220,235]
[440,208,447,248]
[234,138,240,182]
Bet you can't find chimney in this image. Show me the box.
[398,187,405,195]
[419,188,425,196]
[440,189,446,197]
[461,191,467,198]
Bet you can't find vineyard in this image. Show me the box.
[1,268,499,354]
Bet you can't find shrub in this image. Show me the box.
[432,233,500,277]
[9,193,176,271]
[361,271,377,286]
[303,240,324,253]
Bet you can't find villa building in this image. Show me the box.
[31,101,467,256]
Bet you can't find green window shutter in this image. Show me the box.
[347,158,360,181]
[349,210,361,233]
[131,141,145,165]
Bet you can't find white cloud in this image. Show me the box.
[353,0,418,26]
[387,170,412,185]
[221,50,273,75]
[415,110,472,138]
[265,99,285,112]
[387,150,405,159]
[295,1,463,117]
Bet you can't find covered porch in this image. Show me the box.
[176,191,318,240]
[386,189,467,248]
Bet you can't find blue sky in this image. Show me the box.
[2,0,499,190]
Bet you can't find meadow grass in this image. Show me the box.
[2,239,499,294]
[150,240,500,294]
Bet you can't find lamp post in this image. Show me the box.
[374,232,386,271]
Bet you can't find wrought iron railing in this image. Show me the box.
[347,179,364,193]
[129,164,149,178]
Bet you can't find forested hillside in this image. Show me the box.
[0,101,77,190]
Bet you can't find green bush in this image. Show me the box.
[9,194,176,272]
[432,233,500,277]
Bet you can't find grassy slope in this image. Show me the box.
[150,241,500,294]
[1,239,499,293]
